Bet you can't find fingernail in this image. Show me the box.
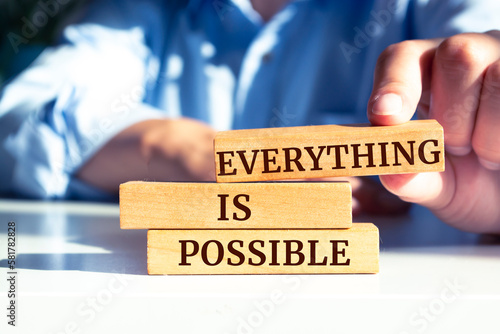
[446,145,471,156]
[372,93,403,116]
[478,157,500,171]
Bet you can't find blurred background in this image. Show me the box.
[0,0,86,85]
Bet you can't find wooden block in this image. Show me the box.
[147,223,379,275]
[120,181,351,229]
[215,119,444,182]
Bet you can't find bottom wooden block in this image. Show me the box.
[147,224,379,275]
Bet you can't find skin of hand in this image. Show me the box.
[367,31,500,233]
[77,118,217,194]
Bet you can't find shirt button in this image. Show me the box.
[262,52,273,63]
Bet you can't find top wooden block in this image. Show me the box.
[215,120,444,182]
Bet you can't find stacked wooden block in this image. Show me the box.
[120,120,444,274]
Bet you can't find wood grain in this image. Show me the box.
[214,120,444,182]
[120,181,352,229]
[147,223,379,275]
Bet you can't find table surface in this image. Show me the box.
[0,199,499,334]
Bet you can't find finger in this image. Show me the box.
[368,39,439,126]
[379,158,455,211]
[430,33,500,156]
[472,59,500,170]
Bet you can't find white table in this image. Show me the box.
[0,199,499,334]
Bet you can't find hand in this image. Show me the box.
[140,118,216,182]
[77,117,216,194]
[367,31,500,233]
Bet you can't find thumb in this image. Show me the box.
[367,40,439,126]
[379,158,454,211]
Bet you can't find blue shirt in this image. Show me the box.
[1,0,499,199]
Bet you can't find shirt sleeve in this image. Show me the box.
[0,0,167,199]
[411,0,500,38]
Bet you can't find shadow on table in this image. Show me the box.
[1,210,149,275]
[355,205,500,248]
[0,251,148,275]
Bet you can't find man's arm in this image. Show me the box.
[76,117,216,194]
[1,0,176,199]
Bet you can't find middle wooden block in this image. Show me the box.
[120,181,351,229]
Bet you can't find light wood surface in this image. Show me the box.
[147,223,379,275]
[214,120,444,182]
[2,200,497,334]
[120,181,352,229]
